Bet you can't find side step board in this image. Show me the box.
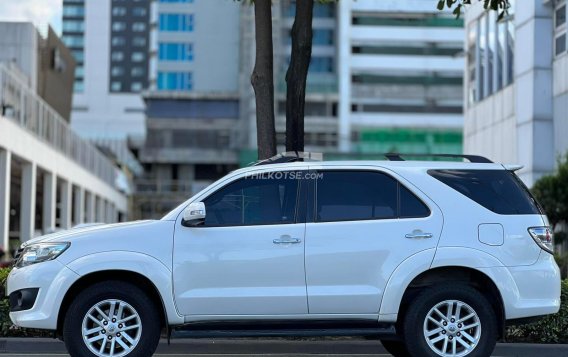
[172,324,397,339]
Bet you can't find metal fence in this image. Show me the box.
[0,63,116,187]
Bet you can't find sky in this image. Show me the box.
[0,0,62,35]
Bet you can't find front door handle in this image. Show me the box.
[405,232,433,239]
[273,236,302,244]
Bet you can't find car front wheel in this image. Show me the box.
[402,284,497,357]
[63,281,161,357]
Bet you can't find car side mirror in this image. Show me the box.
[181,202,206,227]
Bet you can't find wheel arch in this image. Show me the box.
[56,269,167,337]
[398,266,506,339]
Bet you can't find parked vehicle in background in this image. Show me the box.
[7,153,561,357]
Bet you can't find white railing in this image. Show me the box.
[0,63,116,187]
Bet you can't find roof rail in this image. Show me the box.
[384,153,493,164]
[252,152,323,166]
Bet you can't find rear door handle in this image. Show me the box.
[273,237,302,244]
[405,232,433,239]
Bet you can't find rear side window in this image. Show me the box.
[429,169,542,215]
[315,171,430,222]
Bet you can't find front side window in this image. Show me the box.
[203,175,299,227]
[315,171,429,222]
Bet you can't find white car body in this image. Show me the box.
[7,160,561,356]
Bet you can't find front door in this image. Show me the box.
[305,168,443,314]
[173,170,308,316]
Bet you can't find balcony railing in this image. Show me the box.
[0,63,116,187]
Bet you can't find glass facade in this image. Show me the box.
[158,43,194,61]
[159,14,194,32]
[556,1,567,56]
[468,1,515,104]
[157,72,193,90]
[62,0,85,92]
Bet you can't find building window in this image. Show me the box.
[467,1,515,104]
[111,82,122,92]
[112,22,126,31]
[132,22,146,32]
[112,37,125,46]
[157,71,192,90]
[111,52,124,61]
[555,1,567,56]
[62,20,84,32]
[62,35,84,47]
[111,66,124,76]
[158,43,194,61]
[63,5,85,17]
[112,7,126,16]
[132,52,145,62]
[131,82,143,92]
[131,67,144,76]
[71,50,84,63]
[133,37,147,46]
[310,56,334,73]
[133,7,147,16]
[75,66,84,77]
[74,80,84,93]
[159,13,194,32]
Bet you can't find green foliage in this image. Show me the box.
[532,155,568,230]
[506,280,568,343]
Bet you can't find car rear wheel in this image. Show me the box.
[402,284,497,357]
[63,281,161,357]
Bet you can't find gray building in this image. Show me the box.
[133,0,242,219]
[464,0,568,186]
[0,22,76,122]
[63,0,150,140]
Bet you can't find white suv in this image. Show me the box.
[7,154,561,357]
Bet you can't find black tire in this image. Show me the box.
[402,284,497,357]
[63,280,161,357]
[381,339,411,357]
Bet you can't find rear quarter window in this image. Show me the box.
[428,169,542,215]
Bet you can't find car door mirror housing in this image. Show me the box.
[181,202,206,227]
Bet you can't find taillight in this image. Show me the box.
[528,227,554,254]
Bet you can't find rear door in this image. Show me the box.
[304,168,443,314]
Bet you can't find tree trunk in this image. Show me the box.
[251,0,277,160]
[285,0,314,153]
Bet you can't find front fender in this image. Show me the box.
[66,251,184,325]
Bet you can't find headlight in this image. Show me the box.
[15,243,70,268]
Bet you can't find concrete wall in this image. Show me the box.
[0,22,38,91]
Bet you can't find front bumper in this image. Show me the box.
[7,259,80,330]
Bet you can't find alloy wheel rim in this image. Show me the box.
[82,299,142,357]
[423,299,481,357]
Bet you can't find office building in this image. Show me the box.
[337,0,465,153]
[464,0,568,185]
[62,0,151,140]
[132,0,242,219]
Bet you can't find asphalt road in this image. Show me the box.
[0,338,567,357]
